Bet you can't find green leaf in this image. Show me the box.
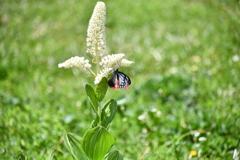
[64,132,89,160]
[101,99,118,128]
[85,84,98,113]
[103,150,123,160]
[82,126,115,160]
[47,148,57,160]
[90,119,98,129]
[90,114,100,128]
[95,77,108,102]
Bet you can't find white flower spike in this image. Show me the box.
[86,1,107,58]
[58,56,92,74]
[120,58,134,67]
[100,54,134,69]
[100,53,125,69]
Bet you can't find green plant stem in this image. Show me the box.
[96,56,100,74]
[98,102,101,121]
[95,36,101,121]
[95,42,100,74]
[87,68,97,77]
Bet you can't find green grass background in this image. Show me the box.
[1,0,240,159]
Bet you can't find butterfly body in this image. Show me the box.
[108,69,131,90]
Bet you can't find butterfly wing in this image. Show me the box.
[108,69,131,90]
[117,71,131,90]
[108,72,119,90]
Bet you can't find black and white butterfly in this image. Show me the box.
[108,69,131,90]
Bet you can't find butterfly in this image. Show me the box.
[108,69,131,90]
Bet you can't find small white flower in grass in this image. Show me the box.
[86,1,107,58]
[156,111,161,117]
[142,128,148,134]
[138,113,147,121]
[151,108,157,112]
[151,108,162,117]
[58,56,91,73]
[233,149,239,159]
[232,55,239,62]
[192,131,200,137]
[198,137,207,142]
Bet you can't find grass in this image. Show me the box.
[1,0,240,159]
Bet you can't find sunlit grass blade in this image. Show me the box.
[46,148,57,160]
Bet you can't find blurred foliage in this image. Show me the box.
[0,0,240,159]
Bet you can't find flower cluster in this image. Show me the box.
[94,68,112,84]
[86,2,107,58]
[58,1,133,85]
[100,53,125,69]
[58,56,91,73]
